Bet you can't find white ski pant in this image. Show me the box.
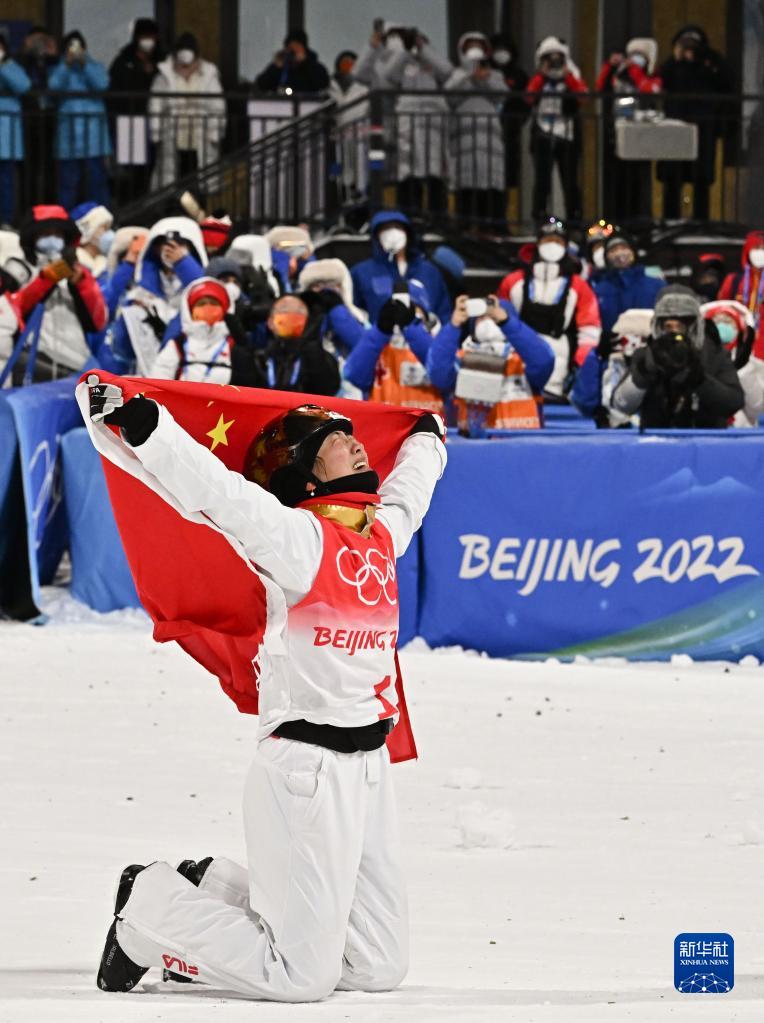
[116,736,408,1001]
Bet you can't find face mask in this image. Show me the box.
[98,229,115,255]
[538,241,566,263]
[714,320,738,345]
[224,281,241,304]
[629,53,647,68]
[592,247,606,269]
[464,46,485,60]
[474,318,506,344]
[378,227,407,255]
[36,235,65,255]
[385,35,405,53]
[749,248,764,269]
[176,48,195,66]
[137,37,155,53]
[191,303,225,325]
[493,49,510,66]
[271,312,307,338]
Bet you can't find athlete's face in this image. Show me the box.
[312,429,369,482]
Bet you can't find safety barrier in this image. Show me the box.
[3,385,764,660]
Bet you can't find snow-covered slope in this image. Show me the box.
[2,594,763,1022]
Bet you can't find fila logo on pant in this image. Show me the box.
[162,953,199,975]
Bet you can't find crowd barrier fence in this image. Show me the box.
[3,384,764,662]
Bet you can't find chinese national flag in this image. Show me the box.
[77,373,423,763]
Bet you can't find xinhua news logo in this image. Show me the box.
[674,933,734,993]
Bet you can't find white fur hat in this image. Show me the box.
[626,37,658,75]
[265,225,312,254]
[106,226,149,273]
[298,258,367,323]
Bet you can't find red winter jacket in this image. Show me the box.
[719,231,764,358]
[15,265,107,333]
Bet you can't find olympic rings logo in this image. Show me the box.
[336,546,397,606]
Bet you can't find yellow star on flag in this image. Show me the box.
[206,413,234,452]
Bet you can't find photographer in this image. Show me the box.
[611,285,743,428]
[445,34,509,231]
[343,280,443,411]
[254,28,329,94]
[356,22,452,215]
[428,294,554,431]
[48,31,110,208]
[6,204,107,382]
[526,36,587,221]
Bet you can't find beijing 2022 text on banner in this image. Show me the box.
[419,433,764,661]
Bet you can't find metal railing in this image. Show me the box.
[2,87,761,235]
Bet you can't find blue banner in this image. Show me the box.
[60,428,139,612]
[420,433,764,661]
[0,378,81,608]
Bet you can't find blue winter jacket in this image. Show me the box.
[0,59,31,160]
[343,319,435,395]
[48,57,111,158]
[427,301,555,394]
[570,348,604,417]
[350,211,452,326]
[591,265,664,334]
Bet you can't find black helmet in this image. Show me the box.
[244,404,353,506]
[537,216,567,241]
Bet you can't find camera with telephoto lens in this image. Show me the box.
[455,349,507,405]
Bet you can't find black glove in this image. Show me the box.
[630,345,660,388]
[142,308,167,342]
[596,331,615,361]
[410,412,446,442]
[318,288,344,311]
[87,376,159,447]
[377,298,415,335]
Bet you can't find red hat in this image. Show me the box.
[187,279,229,310]
[201,216,231,253]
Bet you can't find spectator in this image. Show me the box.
[611,284,743,427]
[527,36,586,222]
[691,251,726,301]
[10,203,107,381]
[0,228,32,290]
[428,293,554,431]
[343,279,443,411]
[108,17,163,198]
[148,33,226,190]
[718,232,764,356]
[0,33,31,226]
[496,217,601,400]
[596,38,659,220]
[264,225,313,292]
[227,232,282,302]
[328,51,369,204]
[150,278,236,383]
[49,31,111,209]
[655,25,733,220]
[445,33,508,232]
[591,228,664,333]
[351,210,451,325]
[255,28,329,94]
[106,216,205,373]
[109,18,161,98]
[582,218,615,279]
[0,290,23,385]
[489,32,529,193]
[232,293,340,395]
[71,201,114,281]
[298,257,367,355]
[379,25,452,217]
[100,225,148,319]
[17,26,59,206]
[702,299,763,427]
[572,307,653,426]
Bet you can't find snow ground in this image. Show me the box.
[2,591,764,1022]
